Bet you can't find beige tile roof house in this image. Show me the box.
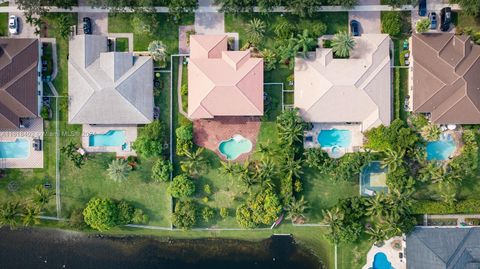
[188,35,263,119]
[412,33,480,124]
[68,35,154,124]
[294,34,392,131]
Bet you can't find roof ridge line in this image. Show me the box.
[414,232,449,264]
[431,86,465,122]
[445,228,475,267]
[412,61,448,111]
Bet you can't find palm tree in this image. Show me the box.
[422,123,441,141]
[0,201,20,229]
[276,37,297,68]
[32,185,54,209]
[245,18,266,46]
[294,29,316,58]
[365,193,388,218]
[366,224,388,246]
[148,40,167,63]
[331,31,356,58]
[278,120,303,146]
[22,205,41,226]
[282,156,303,179]
[285,196,309,224]
[220,161,235,176]
[180,147,206,176]
[255,140,275,159]
[381,148,405,172]
[439,182,457,206]
[107,159,130,182]
[322,207,344,228]
[255,158,276,181]
[261,49,277,71]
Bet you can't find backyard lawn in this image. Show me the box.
[453,11,480,31]
[115,37,129,52]
[0,13,8,36]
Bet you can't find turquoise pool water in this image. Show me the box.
[317,129,352,148]
[89,130,126,147]
[373,252,392,269]
[360,161,388,196]
[0,139,30,158]
[426,134,456,161]
[218,135,252,160]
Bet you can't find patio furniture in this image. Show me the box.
[403,40,409,50]
[364,188,376,196]
[44,183,51,189]
[305,136,313,142]
[33,139,42,151]
[153,106,160,119]
[76,148,86,155]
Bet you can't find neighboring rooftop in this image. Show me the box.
[188,35,263,119]
[406,227,480,269]
[0,38,39,129]
[412,33,480,124]
[68,35,153,124]
[294,34,391,131]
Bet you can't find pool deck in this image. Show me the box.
[193,116,261,162]
[362,236,406,269]
[81,125,138,157]
[0,118,44,168]
[304,123,364,155]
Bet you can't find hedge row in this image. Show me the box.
[412,199,480,214]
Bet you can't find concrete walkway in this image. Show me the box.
[0,4,462,13]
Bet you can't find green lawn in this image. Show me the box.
[108,13,194,65]
[115,37,129,52]
[0,13,8,36]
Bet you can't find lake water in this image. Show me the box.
[0,228,321,269]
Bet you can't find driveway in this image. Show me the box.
[195,12,224,34]
[77,0,108,35]
[349,0,381,34]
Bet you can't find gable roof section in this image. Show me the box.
[0,38,39,128]
[68,35,154,124]
[412,33,480,124]
[406,228,480,269]
[294,34,391,131]
[188,35,264,119]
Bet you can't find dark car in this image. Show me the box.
[350,20,360,36]
[83,17,92,34]
[418,0,427,16]
[429,12,437,29]
[440,7,452,32]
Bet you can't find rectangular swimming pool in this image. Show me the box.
[317,129,352,148]
[89,130,126,147]
[0,139,30,158]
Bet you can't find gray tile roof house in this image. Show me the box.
[68,35,154,124]
[406,227,480,269]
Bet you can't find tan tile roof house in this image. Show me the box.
[68,35,154,124]
[0,38,39,129]
[294,34,392,131]
[188,35,264,119]
[412,33,480,124]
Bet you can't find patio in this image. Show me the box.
[193,116,261,161]
[81,124,138,157]
[0,118,44,168]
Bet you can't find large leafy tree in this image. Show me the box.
[261,49,277,71]
[381,12,403,36]
[294,29,316,59]
[285,196,309,224]
[83,198,119,231]
[331,31,356,58]
[180,147,207,176]
[151,159,173,182]
[172,200,197,229]
[215,0,254,13]
[148,41,167,63]
[133,120,167,157]
[22,205,41,227]
[107,159,130,182]
[32,185,54,209]
[364,119,419,152]
[168,174,195,198]
[381,148,405,172]
[285,0,321,18]
[236,187,282,228]
[276,108,304,147]
[450,0,480,16]
[168,0,198,20]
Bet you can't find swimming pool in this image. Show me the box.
[317,129,352,148]
[360,161,388,196]
[89,130,126,147]
[0,139,30,158]
[426,134,456,161]
[373,252,392,269]
[218,135,252,160]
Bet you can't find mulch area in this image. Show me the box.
[193,116,261,162]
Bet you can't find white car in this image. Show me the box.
[8,15,18,35]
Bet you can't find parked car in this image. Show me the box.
[8,15,18,35]
[429,12,437,29]
[350,20,360,36]
[418,0,427,16]
[440,7,452,32]
[83,17,92,34]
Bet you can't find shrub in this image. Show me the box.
[294,179,303,193]
[236,187,282,228]
[399,50,409,66]
[274,19,297,39]
[364,119,419,151]
[381,12,403,36]
[83,198,119,231]
[61,142,85,168]
[299,20,327,37]
[203,184,212,195]
[132,209,149,224]
[172,201,197,229]
[133,120,167,157]
[409,113,429,131]
[181,84,188,96]
[412,199,480,214]
[220,207,229,219]
[168,174,195,198]
[151,159,173,182]
[416,19,430,33]
[40,106,50,119]
[117,200,134,224]
[176,123,193,156]
[202,206,215,222]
